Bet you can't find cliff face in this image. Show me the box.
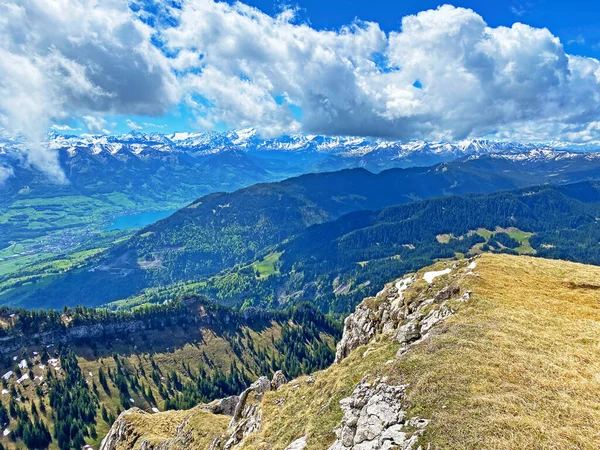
[0,300,277,355]
[334,259,473,364]
[0,319,151,354]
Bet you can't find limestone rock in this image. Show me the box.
[327,379,426,450]
[285,435,308,450]
[336,258,477,364]
[211,396,240,416]
[394,320,421,345]
[213,374,281,449]
[335,276,415,363]
[271,370,288,391]
[251,376,272,395]
[436,283,460,302]
[230,376,270,426]
[419,305,452,335]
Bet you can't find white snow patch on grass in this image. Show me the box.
[395,276,413,293]
[423,268,452,284]
[16,373,29,384]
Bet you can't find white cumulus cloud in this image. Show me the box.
[50,124,79,131]
[126,119,144,131]
[0,0,180,182]
[82,116,110,135]
[160,2,600,142]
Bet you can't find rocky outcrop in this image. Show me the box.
[285,435,308,450]
[213,376,274,450]
[328,378,428,450]
[100,405,230,450]
[0,298,281,355]
[271,370,288,390]
[210,370,291,449]
[212,396,241,416]
[99,408,147,450]
[336,258,476,364]
[335,276,415,362]
[101,371,289,450]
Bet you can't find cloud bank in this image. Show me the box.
[164,2,600,141]
[2,1,600,180]
[0,0,179,180]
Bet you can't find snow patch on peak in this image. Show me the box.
[2,130,600,168]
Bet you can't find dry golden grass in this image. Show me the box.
[116,407,229,449]
[390,253,600,449]
[241,254,600,450]
[126,409,192,445]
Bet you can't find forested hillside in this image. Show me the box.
[10,152,600,309]
[0,298,339,449]
[275,181,600,311]
[117,181,600,314]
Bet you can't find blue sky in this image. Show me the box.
[3,0,600,144]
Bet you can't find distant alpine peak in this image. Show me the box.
[472,147,600,162]
[1,129,599,159]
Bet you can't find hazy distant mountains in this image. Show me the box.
[2,130,600,189]
[2,129,600,247]
[3,129,599,178]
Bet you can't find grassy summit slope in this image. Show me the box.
[251,254,600,449]
[104,407,230,450]
[396,254,600,449]
[121,254,600,449]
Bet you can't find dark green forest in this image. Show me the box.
[0,299,340,449]
[105,181,600,314]
[15,153,600,309]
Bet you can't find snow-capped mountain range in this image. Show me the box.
[43,130,542,157]
[3,128,597,158]
[2,129,600,176]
